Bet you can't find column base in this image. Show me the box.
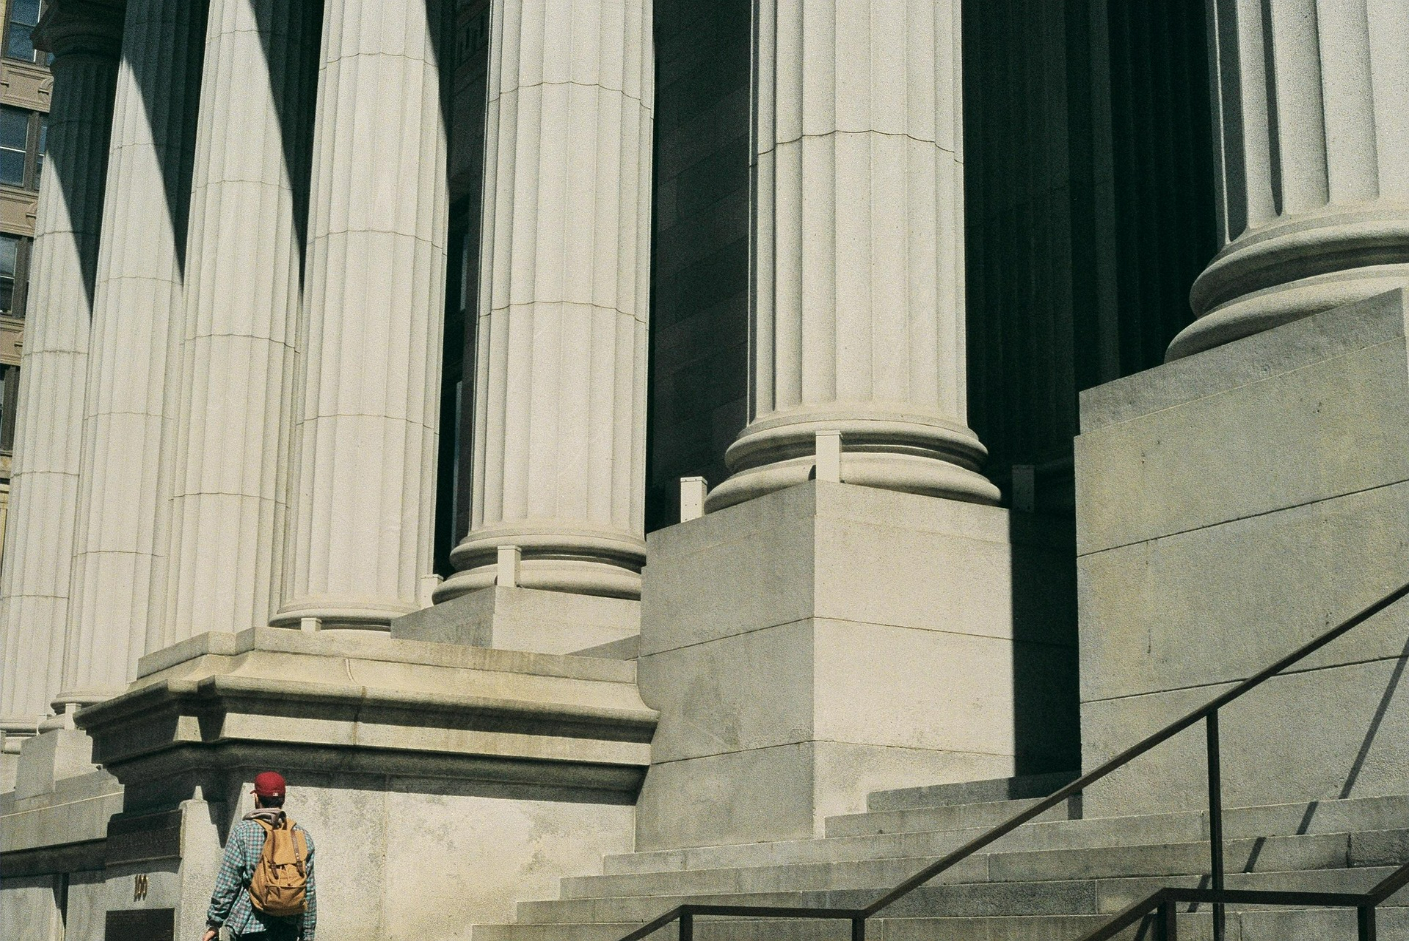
[1174,208,1409,360]
[393,584,639,656]
[705,407,1001,512]
[49,689,123,718]
[437,524,646,602]
[636,480,1078,850]
[269,597,421,631]
[0,718,40,792]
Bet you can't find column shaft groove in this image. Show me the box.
[436,0,653,602]
[274,0,448,629]
[0,12,121,730]
[706,0,998,511]
[59,0,206,706]
[160,0,318,646]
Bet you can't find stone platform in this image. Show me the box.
[1,627,659,941]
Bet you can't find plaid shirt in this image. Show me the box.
[207,814,317,940]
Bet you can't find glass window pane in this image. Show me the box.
[0,278,12,315]
[33,118,46,189]
[0,110,27,150]
[13,1,41,25]
[0,150,22,187]
[5,24,35,62]
[0,150,23,187]
[0,236,17,279]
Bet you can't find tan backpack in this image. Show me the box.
[248,816,309,918]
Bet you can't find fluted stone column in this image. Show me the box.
[0,4,122,735]
[434,0,653,602]
[1170,0,1409,359]
[272,0,447,630]
[157,0,318,647]
[57,0,206,708]
[705,0,1000,511]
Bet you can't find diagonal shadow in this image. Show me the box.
[45,61,117,313]
[1338,627,1409,800]
[120,0,208,282]
[247,0,323,284]
[118,0,455,289]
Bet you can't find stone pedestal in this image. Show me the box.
[437,0,656,602]
[1078,288,1409,817]
[635,481,1077,850]
[70,628,656,939]
[0,2,122,736]
[707,0,999,511]
[274,0,448,630]
[393,585,638,657]
[1170,0,1409,359]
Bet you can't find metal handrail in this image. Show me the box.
[615,579,1409,941]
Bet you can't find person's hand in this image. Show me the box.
[202,928,218,941]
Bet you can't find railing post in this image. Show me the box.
[679,910,693,941]
[1206,711,1225,941]
[1359,905,1378,941]
[852,915,867,941]
[1159,899,1178,941]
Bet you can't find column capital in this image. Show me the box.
[33,0,126,61]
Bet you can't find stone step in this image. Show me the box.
[477,907,1409,941]
[603,794,1409,878]
[605,811,1205,877]
[515,867,1409,925]
[561,828,1409,902]
[867,771,1081,813]
[825,795,1083,839]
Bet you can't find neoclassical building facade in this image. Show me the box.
[1,0,1407,938]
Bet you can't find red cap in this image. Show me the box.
[253,772,286,798]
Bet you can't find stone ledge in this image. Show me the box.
[0,780,122,855]
[1079,288,1407,432]
[0,839,106,878]
[76,629,658,803]
[134,625,639,683]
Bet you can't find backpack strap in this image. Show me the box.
[288,819,307,877]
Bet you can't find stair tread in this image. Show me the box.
[560,827,1409,901]
[605,794,1409,877]
[513,866,1409,925]
[866,771,1082,812]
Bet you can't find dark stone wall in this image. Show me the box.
[964,0,1216,516]
[644,0,751,532]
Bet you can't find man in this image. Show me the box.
[203,772,317,941]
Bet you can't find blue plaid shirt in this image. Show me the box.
[207,814,317,940]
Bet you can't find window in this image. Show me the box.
[0,363,17,452]
[0,108,28,186]
[0,107,46,190]
[0,235,17,314]
[4,0,43,64]
[34,116,45,188]
[0,233,31,319]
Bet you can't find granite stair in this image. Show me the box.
[475,775,1409,941]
